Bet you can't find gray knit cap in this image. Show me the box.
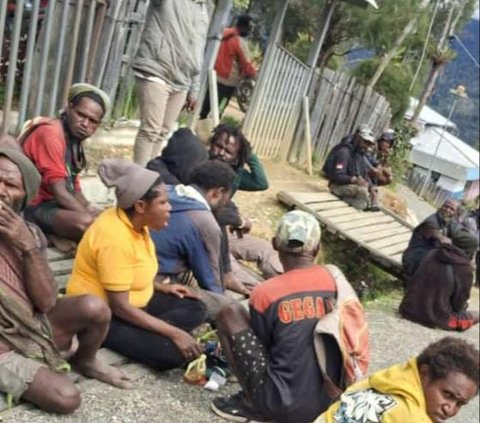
[0,147,41,209]
[98,159,160,209]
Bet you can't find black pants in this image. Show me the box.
[103,292,206,370]
[200,83,237,120]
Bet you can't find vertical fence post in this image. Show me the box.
[17,0,41,131]
[242,0,289,136]
[61,0,85,106]
[188,0,232,130]
[208,70,220,127]
[34,0,57,116]
[48,0,70,116]
[93,0,122,88]
[303,96,313,175]
[87,1,107,83]
[1,0,24,134]
[79,0,97,82]
[0,0,8,80]
[0,0,7,131]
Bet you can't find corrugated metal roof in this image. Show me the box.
[410,127,479,181]
[405,98,457,130]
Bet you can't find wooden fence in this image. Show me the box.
[0,0,151,134]
[242,40,392,168]
[407,167,451,208]
[289,67,392,167]
[242,44,309,159]
[1,0,233,134]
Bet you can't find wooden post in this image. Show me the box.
[303,96,313,176]
[209,70,220,127]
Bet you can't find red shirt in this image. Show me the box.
[215,27,256,87]
[22,118,82,206]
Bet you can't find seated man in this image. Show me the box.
[400,226,479,331]
[402,199,462,278]
[148,129,251,297]
[315,337,479,423]
[21,83,110,244]
[367,130,395,186]
[209,124,283,290]
[211,211,361,423]
[323,124,379,211]
[150,160,241,317]
[0,146,129,414]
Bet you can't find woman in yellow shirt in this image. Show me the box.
[67,159,206,369]
[314,337,478,423]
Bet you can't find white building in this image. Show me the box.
[405,98,458,132]
[409,127,479,201]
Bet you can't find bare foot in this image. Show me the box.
[71,358,133,389]
[48,234,77,253]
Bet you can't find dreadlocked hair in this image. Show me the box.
[210,124,252,169]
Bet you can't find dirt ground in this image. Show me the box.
[4,137,478,423]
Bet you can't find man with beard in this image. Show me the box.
[208,124,283,294]
[400,224,479,331]
[402,200,462,278]
[323,125,379,211]
[21,84,109,243]
[0,145,130,414]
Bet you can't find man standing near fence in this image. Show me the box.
[200,14,257,120]
[132,0,211,166]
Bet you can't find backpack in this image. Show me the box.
[17,117,56,147]
[321,136,353,178]
[314,264,370,399]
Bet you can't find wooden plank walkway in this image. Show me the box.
[277,190,414,279]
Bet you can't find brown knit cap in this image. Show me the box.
[98,159,161,209]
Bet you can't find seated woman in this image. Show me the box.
[314,337,479,423]
[399,226,479,331]
[67,159,206,370]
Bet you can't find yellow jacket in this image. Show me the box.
[315,359,432,423]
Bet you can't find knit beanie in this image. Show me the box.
[68,83,111,116]
[0,147,41,209]
[98,159,160,209]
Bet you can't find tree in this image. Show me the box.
[367,0,431,88]
[411,0,476,123]
[352,58,413,123]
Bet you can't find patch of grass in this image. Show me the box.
[319,232,402,302]
[363,289,404,315]
[221,115,241,127]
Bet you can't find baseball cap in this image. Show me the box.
[275,210,321,253]
[379,130,395,144]
[356,124,375,143]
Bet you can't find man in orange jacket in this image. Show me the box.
[200,14,257,119]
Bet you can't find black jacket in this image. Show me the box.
[325,142,372,186]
